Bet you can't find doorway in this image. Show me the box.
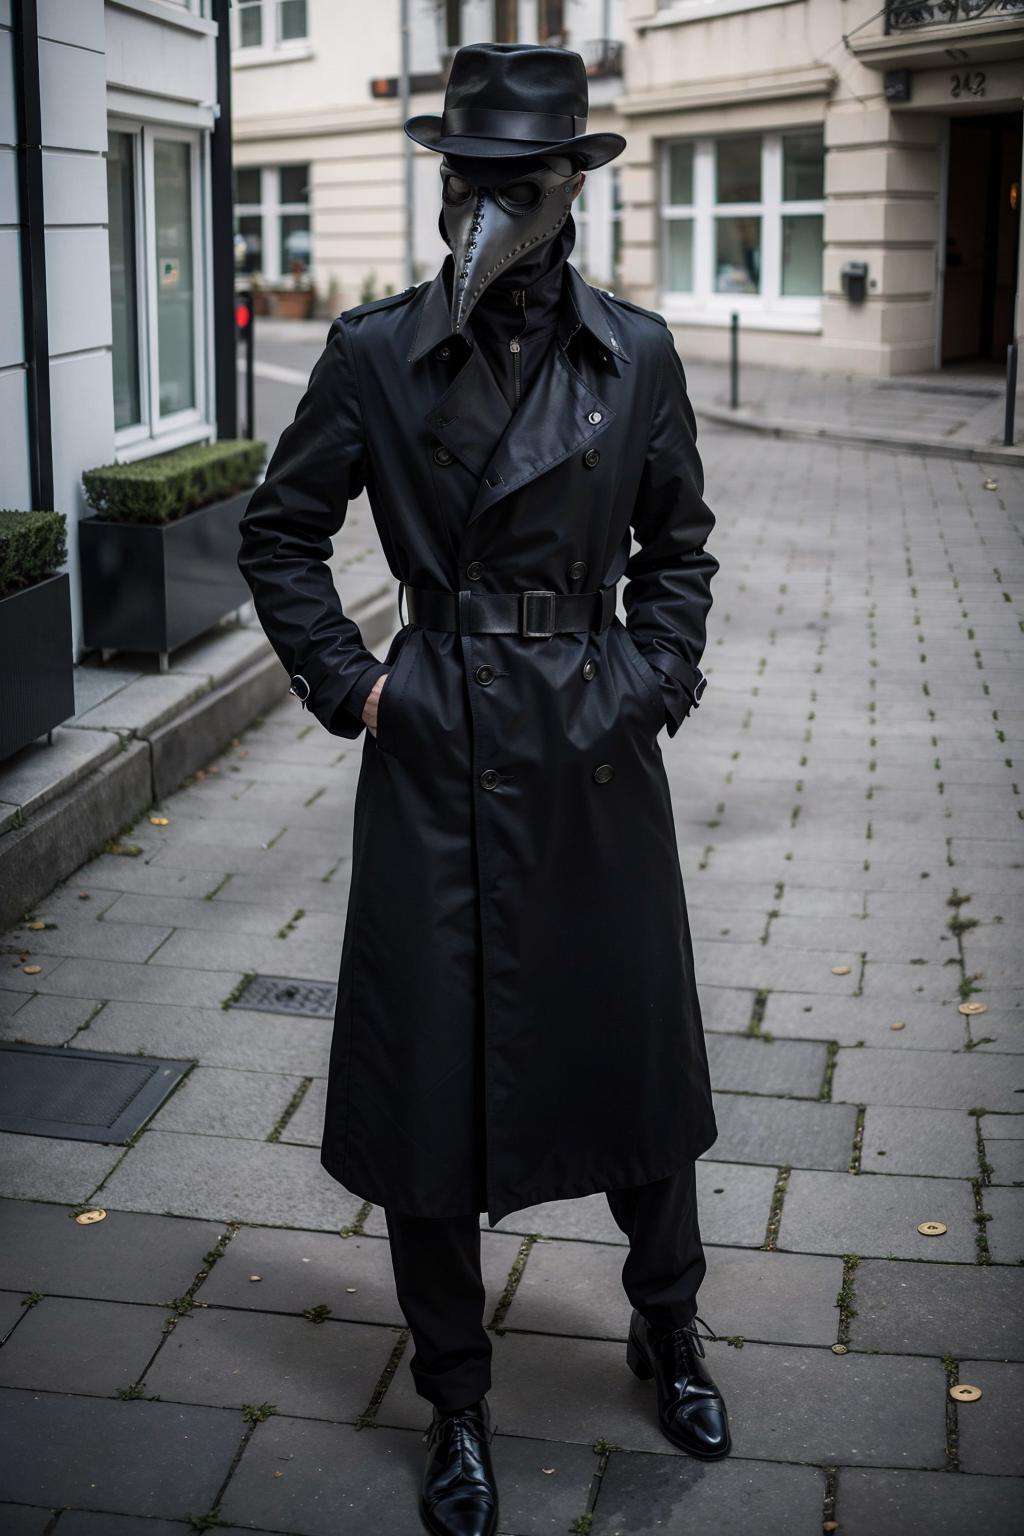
[941,110,1021,366]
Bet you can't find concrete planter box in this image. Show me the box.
[0,572,76,760]
[79,488,253,657]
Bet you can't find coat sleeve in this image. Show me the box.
[237,318,389,738]
[623,324,719,738]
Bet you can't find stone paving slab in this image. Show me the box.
[836,1467,1024,1536]
[0,1388,242,1519]
[0,1296,168,1395]
[850,1259,1024,1361]
[0,1290,28,1337]
[832,1047,1023,1111]
[506,1240,842,1348]
[0,1201,222,1303]
[957,1361,1024,1476]
[377,1332,947,1468]
[0,992,100,1046]
[55,1510,192,1535]
[97,1132,363,1229]
[591,1450,825,1536]
[279,1076,328,1145]
[778,1170,979,1262]
[983,1113,1024,1139]
[761,994,970,1051]
[1,956,245,1009]
[711,1093,857,1171]
[77,1000,334,1075]
[2,914,174,964]
[0,1508,53,1536]
[982,1186,1024,1264]
[149,1065,305,1140]
[0,1132,121,1204]
[704,1034,827,1097]
[860,1106,979,1178]
[143,1307,396,1420]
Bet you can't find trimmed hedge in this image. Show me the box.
[82,438,266,525]
[0,510,67,601]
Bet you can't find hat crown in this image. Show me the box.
[444,43,589,125]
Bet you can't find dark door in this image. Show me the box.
[942,110,1022,365]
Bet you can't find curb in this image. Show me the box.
[0,584,397,929]
[697,404,1024,467]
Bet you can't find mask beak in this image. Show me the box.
[448,188,511,335]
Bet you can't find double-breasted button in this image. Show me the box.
[583,448,601,470]
[587,410,603,425]
[582,659,598,681]
[568,559,588,581]
[435,345,451,362]
[466,560,484,581]
[432,445,454,466]
[593,763,615,784]
[479,769,500,791]
[475,664,495,686]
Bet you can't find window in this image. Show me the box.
[661,129,825,323]
[106,122,208,449]
[234,0,308,51]
[538,0,566,43]
[234,164,311,282]
[494,0,517,42]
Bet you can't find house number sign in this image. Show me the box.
[950,71,986,98]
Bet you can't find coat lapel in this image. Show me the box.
[424,346,512,480]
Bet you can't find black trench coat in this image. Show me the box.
[238,260,720,1225]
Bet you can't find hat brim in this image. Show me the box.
[404,116,625,171]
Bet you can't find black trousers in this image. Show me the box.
[385,1164,706,1410]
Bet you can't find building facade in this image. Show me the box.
[1,0,230,656]
[234,0,1022,379]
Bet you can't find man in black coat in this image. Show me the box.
[238,43,728,1536]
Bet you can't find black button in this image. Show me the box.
[479,769,500,791]
[475,665,495,686]
[583,448,601,470]
[435,345,451,361]
[568,560,588,581]
[432,445,454,466]
[582,659,597,681]
[593,763,615,784]
[466,561,484,581]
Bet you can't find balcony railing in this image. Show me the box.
[581,39,624,78]
[886,0,1024,32]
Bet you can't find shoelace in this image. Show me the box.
[665,1313,718,1364]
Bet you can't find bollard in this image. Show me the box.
[730,311,740,410]
[1005,339,1018,449]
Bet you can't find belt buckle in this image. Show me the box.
[521,590,556,638]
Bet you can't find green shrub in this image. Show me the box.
[82,439,266,526]
[0,510,67,600]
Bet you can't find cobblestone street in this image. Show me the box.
[1,417,1022,1535]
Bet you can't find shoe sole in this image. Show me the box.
[627,1331,732,1461]
[419,1498,500,1535]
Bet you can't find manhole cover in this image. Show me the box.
[0,1044,190,1143]
[231,975,337,1018]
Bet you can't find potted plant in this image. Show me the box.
[79,438,266,661]
[271,259,315,320]
[0,509,75,760]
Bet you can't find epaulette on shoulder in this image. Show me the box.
[340,286,417,323]
[600,290,669,328]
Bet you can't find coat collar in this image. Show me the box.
[408,257,632,366]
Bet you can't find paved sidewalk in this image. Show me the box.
[0,424,1022,1534]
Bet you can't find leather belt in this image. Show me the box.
[401,584,616,638]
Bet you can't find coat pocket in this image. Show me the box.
[616,623,667,734]
[374,626,419,757]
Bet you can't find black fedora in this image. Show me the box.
[405,42,625,171]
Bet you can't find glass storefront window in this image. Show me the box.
[107,131,141,432]
[715,216,761,294]
[716,136,761,204]
[154,139,196,417]
[782,214,823,296]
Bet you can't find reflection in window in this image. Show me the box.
[716,136,761,204]
[107,131,141,431]
[783,131,825,201]
[715,216,760,294]
[154,139,196,417]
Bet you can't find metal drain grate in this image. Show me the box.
[0,1044,190,1143]
[231,974,337,1018]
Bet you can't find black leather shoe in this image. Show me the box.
[420,1397,499,1536]
[626,1310,731,1460]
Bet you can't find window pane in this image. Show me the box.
[238,1,262,47]
[666,218,693,291]
[783,130,824,201]
[235,213,263,273]
[154,139,196,416]
[715,216,760,293]
[277,0,307,40]
[280,213,310,274]
[667,142,693,206]
[279,163,309,204]
[716,136,760,204]
[234,166,261,205]
[107,131,141,431]
[782,214,823,296]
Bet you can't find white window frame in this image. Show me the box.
[660,129,825,332]
[232,0,311,63]
[110,117,213,457]
[234,164,311,284]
